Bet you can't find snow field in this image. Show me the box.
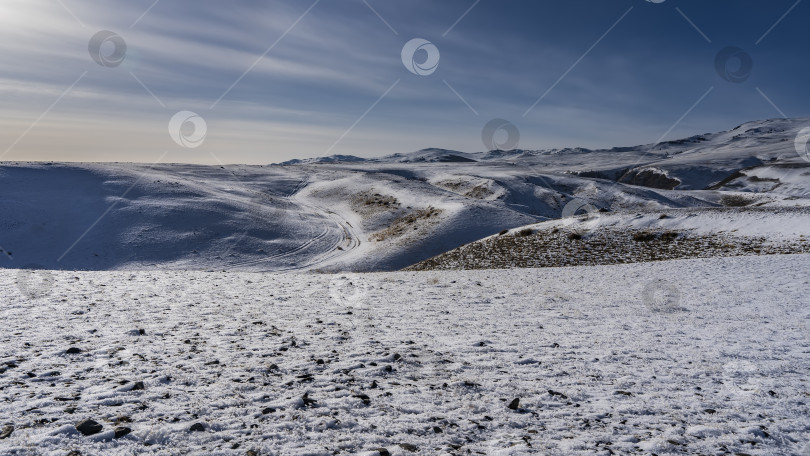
[0,255,809,455]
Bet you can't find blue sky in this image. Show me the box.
[0,0,807,164]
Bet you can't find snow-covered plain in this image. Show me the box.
[1,254,809,455]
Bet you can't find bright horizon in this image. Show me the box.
[1,0,808,165]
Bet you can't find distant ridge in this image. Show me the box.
[274,117,810,170]
[279,154,366,165]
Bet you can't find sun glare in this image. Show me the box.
[0,2,31,25]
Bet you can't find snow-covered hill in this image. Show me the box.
[409,206,810,271]
[1,254,808,455]
[1,117,809,272]
[285,117,810,193]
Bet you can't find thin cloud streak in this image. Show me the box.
[0,0,807,163]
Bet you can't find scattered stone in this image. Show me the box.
[704,408,716,414]
[188,423,205,432]
[432,426,443,434]
[353,393,371,406]
[0,425,13,439]
[548,390,568,399]
[507,398,520,410]
[66,451,81,456]
[262,407,276,414]
[614,390,632,397]
[374,448,390,456]
[66,347,83,355]
[113,427,131,439]
[26,372,36,378]
[399,443,418,452]
[131,381,145,391]
[75,419,103,436]
[301,393,317,407]
[246,451,258,456]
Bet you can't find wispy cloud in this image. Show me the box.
[0,0,807,163]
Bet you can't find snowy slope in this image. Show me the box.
[0,117,809,272]
[409,206,810,271]
[0,254,808,455]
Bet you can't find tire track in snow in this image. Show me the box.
[225,173,362,271]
